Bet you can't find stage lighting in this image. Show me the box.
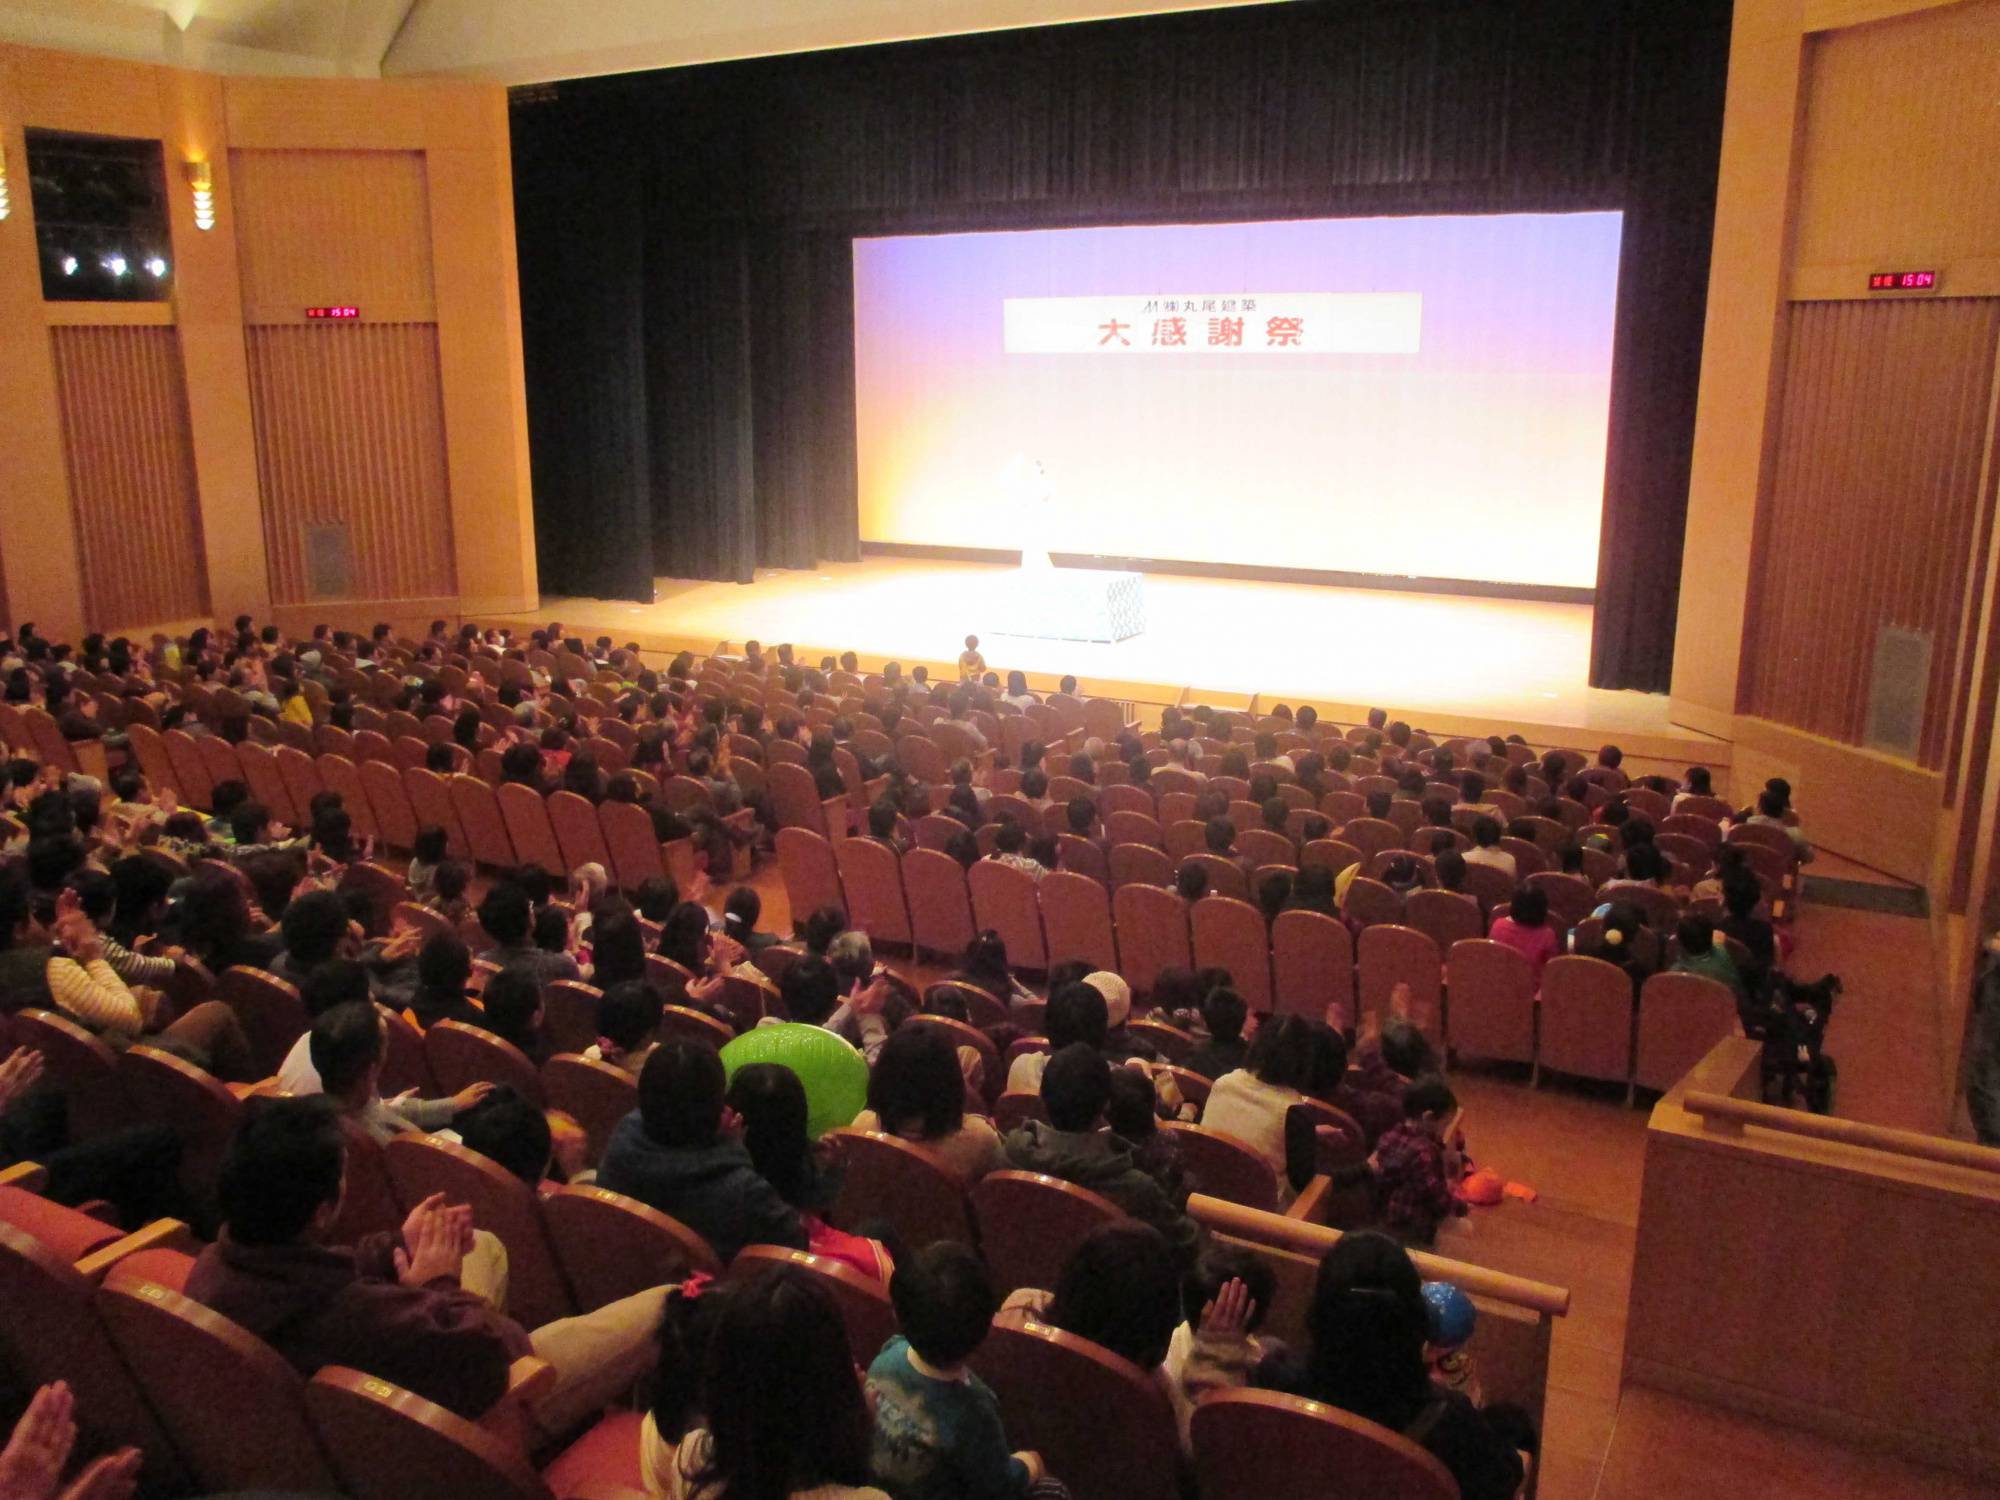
[104,253,129,277]
[60,255,78,276]
[145,256,167,278]
[184,159,215,230]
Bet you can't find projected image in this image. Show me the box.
[853,212,1623,589]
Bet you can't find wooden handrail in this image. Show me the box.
[1188,1193,1571,1316]
[1682,1092,2000,1176]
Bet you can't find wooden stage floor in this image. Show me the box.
[499,556,1725,769]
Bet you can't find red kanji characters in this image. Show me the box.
[1152,317,1188,347]
[1265,315,1305,346]
[1098,317,1131,346]
[1207,317,1244,347]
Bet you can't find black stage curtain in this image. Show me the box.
[510,0,1730,689]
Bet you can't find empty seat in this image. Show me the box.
[1040,870,1118,974]
[1190,1388,1457,1500]
[775,827,845,934]
[836,837,914,948]
[542,1053,637,1165]
[1356,925,1443,1044]
[1539,955,1636,1091]
[426,1020,544,1106]
[1271,909,1355,1023]
[1111,883,1192,999]
[1190,896,1272,1011]
[1445,938,1537,1068]
[968,860,1049,971]
[1635,971,1741,1092]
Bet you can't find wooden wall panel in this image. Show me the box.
[48,326,209,629]
[1792,1,2000,274]
[1738,298,2000,768]
[245,324,457,605]
[230,148,435,317]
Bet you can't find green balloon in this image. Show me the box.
[720,1023,870,1139]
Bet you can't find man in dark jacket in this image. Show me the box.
[1003,1043,1200,1265]
[185,1097,666,1438]
[596,1039,807,1263]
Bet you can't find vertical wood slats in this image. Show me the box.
[245,323,457,605]
[1739,298,2000,769]
[230,149,435,312]
[48,325,210,629]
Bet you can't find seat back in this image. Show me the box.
[1356,925,1443,1044]
[827,1129,977,1249]
[971,1312,1182,1500]
[970,1171,1127,1295]
[359,758,420,850]
[1405,889,1485,957]
[216,966,308,1078]
[325,1117,406,1245]
[1301,837,1363,876]
[449,774,519,869]
[1160,1121,1278,1211]
[1539,955,1636,1087]
[1111,882,1192,998]
[727,1245,896,1369]
[1526,870,1596,928]
[1190,896,1272,1011]
[402,767,468,860]
[1109,841,1175,889]
[237,741,300,827]
[117,1046,241,1201]
[100,1262,339,1493]
[1104,809,1166,850]
[1039,869,1118,974]
[382,1133,575,1327]
[162,727,216,809]
[1444,939,1537,1066]
[10,1009,126,1139]
[1343,817,1403,860]
[1189,1388,1457,1500]
[598,798,667,893]
[968,859,1049,971]
[768,761,829,836]
[543,1184,720,1312]
[304,1368,551,1500]
[540,978,605,1057]
[0,1184,122,1261]
[835,837,913,946]
[541,1053,637,1165]
[1239,828,1296,870]
[775,826,846,934]
[1635,971,1740,1091]
[426,1020,543,1106]
[0,1221,187,1491]
[495,782,564,877]
[1270,909,1354,1022]
[1342,876,1406,932]
[124,722,179,803]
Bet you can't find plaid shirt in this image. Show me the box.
[1374,1121,1460,1245]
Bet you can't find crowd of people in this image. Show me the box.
[0,614,1824,1498]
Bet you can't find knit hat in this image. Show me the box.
[1082,971,1132,1029]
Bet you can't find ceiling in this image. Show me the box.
[0,0,1274,81]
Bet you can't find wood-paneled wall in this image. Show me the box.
[1738,297,2000,770]
[48,325,210,629]
[246,323,456,605]
[231,148,436,318]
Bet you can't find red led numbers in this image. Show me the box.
[1867,271,1936,292]
[305,305,361,319]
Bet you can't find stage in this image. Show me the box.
[491,557,1725,774]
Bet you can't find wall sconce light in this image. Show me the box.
[184,159,214,230]
[0,140,11,221]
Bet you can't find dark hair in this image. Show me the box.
[1377,1019,1437,1080]
[1402,1076,1457,1120]
[1046,1223,1183,1369]
[891,1241,997,1368]
[865,1024,966,1141]
[1175,862,1209,901]
[590,910,647,987]
[456,1086,552,1186]
[638,1040,725,1148]
[693,1267,874,1500]
[1676,913,1716,956]
[1106,1067,1158,1139]
[1041,1041,1111,1130]
[297,958,370,1021]
[597,980,664,1052]
[216,1096,347,1245]
[635,876,679,923]
[416,930,472,996]
[1509,885,1549,928]
[1045,981,1109,1052]
[1245,1014,1318,1091]
[780,955,841,1025]
[1182,1242,1275,1334]
[478,882,532,946]
[659,902,712,971]
[412,826,450,866]
[1200,986,1247,1045]
[1472,816,1501,849]
[308,1000,382,1096]
[1299,1231,1431,1426]
[727,1063,816,1207]
[281,890,351,968]
[482,968,544,1053]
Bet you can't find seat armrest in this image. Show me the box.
[476,1354,556,1449]
[0,1161,48,1192]
[1283,1174,1335,1224]
[77,1218,198,1283]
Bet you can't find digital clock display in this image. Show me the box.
[305,305,361,319]
[1867,271,1937,291]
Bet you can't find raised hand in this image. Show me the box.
[1199,1277,1256,1339]
[0,1048,46,1115]
[0,1381,79,1500]
[394,1194,468,1286]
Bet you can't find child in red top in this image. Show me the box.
[1486,885,1561,986]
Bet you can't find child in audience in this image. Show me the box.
[584,979,665,1078]
[1185,984,1249,1080]
[427,859,471,925]
[1369,1078,1466,1247]
[647,1267,889,1500]
[1035,1222,1184,1376]
[1107,1066,1184,1206]
[1487,885,1560,986]
[868,1243,1049,1499]
[1164,1245,1278,1444]
[1671,913,1747,1004]
[481,965,553,1066]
